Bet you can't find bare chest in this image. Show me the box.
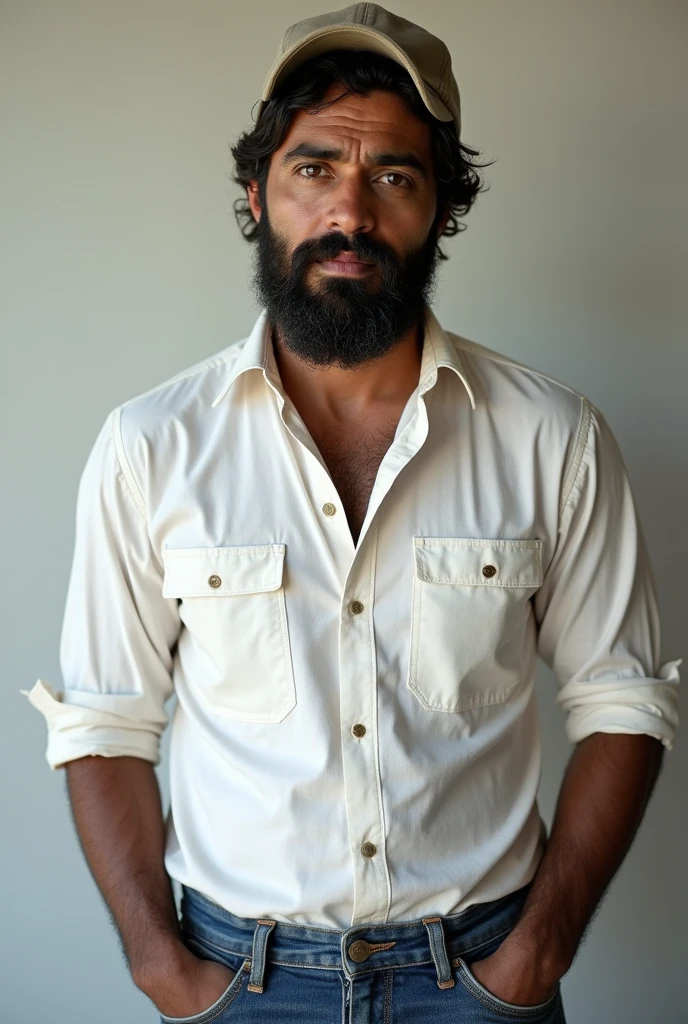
[307,417,400,545]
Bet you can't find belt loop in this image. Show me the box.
[421,916,455,989]
[246,918,276,994]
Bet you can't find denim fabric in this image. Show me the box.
[157,880,567,1023]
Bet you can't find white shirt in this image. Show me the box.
[22,306,681,928]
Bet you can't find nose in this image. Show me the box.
[324,175,375,236]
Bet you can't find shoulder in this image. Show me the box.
[123,338,247,422]
[109,334,250,447]
[97,334,251,499]
[447,329,590,433]
[445,331,597,513]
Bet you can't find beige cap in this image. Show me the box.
[258,3,461,132]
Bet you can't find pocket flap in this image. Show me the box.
[413,537,542,588]
[162,544,285,598]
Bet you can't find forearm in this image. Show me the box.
[65,754,191,989]
[503,731,664,981]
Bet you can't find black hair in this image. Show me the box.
[230,49,494,259]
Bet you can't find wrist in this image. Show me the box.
[132,935,197,996]
[497,925,571,987]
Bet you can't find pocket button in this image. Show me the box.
[481,564,497,578]
[208,574,222,588]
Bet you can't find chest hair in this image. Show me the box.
[310,420,399,544]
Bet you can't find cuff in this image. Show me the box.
[20,679,162,770]
[556,659,681,752]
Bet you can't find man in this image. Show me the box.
[22,5,681,1022]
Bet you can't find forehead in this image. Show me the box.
[273,86,432,158]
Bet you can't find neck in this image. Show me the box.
[270,318,424,421]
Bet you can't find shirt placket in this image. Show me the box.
[336,383,435,925]
[265,354,437,925]
[337,518,392,923]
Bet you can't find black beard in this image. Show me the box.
[250,205,442,369]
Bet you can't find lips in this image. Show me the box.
[318,251,374,266]
[316,251,376,276]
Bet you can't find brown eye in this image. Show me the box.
[378,172,410,188]
[298,165,323,178]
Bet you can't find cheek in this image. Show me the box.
[267,173,319,223]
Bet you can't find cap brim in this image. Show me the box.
[258,24,454,124]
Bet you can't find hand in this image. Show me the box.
[466,941,559,1008]
[151,955,237,1019]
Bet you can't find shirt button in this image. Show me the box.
[352,724,366,738]
[482,564,497,578]
[350,600,365,615]
[321,502,337,516]
[208,574,222,588]
[361,841,377,858]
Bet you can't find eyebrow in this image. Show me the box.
[280,142,428,181]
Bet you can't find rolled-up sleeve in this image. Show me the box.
[21,406,181,769]
[535,399,681,750]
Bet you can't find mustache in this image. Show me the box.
[288,231,403,278]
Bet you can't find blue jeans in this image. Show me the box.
[159,880,566,1022]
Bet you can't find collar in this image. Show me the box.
[418,305,476,409]
[211,306,476,411]
[211,309,275,408]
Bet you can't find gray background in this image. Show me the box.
[2,1,686,1021]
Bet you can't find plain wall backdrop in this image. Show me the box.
[2,1,686,1021]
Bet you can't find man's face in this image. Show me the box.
[247,85,448,369]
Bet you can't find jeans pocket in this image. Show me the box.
[158,952,250,1023]
[454,957,561,1020]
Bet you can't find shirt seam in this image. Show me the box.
[366,520,393,922]
[111,406,148,522]
[558,396,591,521]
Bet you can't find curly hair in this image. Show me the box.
[230,50,493,260]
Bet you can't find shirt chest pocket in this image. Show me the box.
[408,537,543,713]
[161,543,296,722]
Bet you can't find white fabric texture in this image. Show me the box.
[22,305,681,928]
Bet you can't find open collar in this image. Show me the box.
[212,306,476,411]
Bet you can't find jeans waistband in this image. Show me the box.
[179,881,533,993]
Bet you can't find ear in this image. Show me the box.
[247,180,262,223]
